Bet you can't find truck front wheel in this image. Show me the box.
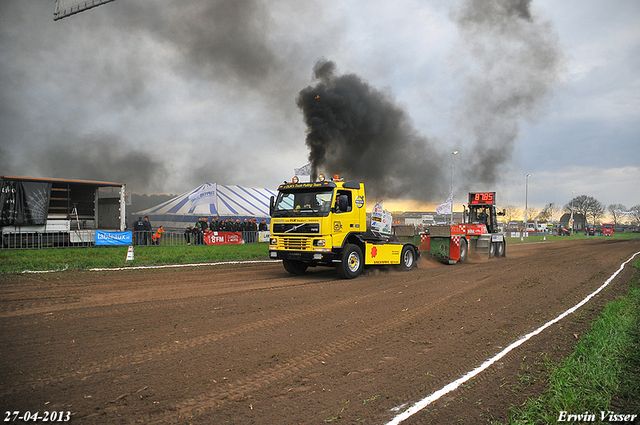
[337,244,363,279]
[283,259,308,275]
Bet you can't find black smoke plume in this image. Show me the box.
[296,0,561,203]
[452,0,562,184]
[296,59,448,202]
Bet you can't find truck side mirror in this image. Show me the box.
[269,196,275,216]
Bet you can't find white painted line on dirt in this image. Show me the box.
[88,259,280,272]
[22,265,69,274]
[386,250,640,425]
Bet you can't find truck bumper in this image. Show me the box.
[269,249,338,265]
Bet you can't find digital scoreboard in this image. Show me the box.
[468,192,496,205]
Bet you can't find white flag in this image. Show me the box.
[294,163,312,176]
[435,193,452,216]
[188,183,217,207]
[568,211,574,229]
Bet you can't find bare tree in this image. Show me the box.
[586,197,605,225]
[630,204,640,225]
[607,204,628,225]
[565,195,590,228]
[503,205,520,224]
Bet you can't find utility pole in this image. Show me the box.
[521,173,531,241]
[451,150,458,224]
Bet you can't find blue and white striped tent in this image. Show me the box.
[135,182,277,230]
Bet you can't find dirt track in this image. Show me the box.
[1,238,639,424]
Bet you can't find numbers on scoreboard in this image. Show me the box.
[469,192,495,205]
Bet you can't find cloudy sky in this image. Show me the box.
[1,0,638,213]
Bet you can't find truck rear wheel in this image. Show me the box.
[488,241,496,258]
[283,259,308,275]
[496,241,506,257]
[398,245,416,271]
[337,244,363,279]
[459,238,468,262]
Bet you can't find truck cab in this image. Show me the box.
[602,223,614,236]
[269,174,419,278]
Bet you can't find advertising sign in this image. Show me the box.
[371,202,392,235]
[204,231,243,245]
[95,230,132,246]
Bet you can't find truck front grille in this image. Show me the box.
[273,223,320,234]
[282,237,310,250]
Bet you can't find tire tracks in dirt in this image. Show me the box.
[3,270,462,400]
[145,277,491,423]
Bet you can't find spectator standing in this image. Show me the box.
[134,216,145,246]
[201,217,209,244]
[143,216,152,245]
[152,226,164,245]
[184,225,194,245]
[194,219,202,245]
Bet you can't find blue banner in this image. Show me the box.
[95,231,132,246]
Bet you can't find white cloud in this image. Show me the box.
[522,166,640,210]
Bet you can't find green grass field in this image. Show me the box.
[0,243,270,274]
[505,232,640,244]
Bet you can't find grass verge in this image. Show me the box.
[499,258,640,424]
[506,232,640,245]
[0,243,270,274]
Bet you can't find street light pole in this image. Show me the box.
[522,173,531,241]
[451,150,458,224]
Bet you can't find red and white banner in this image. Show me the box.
[204,231,242,245]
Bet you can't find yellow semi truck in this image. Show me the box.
[269,174,420,279]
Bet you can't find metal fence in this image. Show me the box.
[1,231,266,249]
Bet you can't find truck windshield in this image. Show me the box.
[273,189,334,217]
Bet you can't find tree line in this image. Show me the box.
[501,195,640,226]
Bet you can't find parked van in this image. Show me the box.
[525,222,547,232]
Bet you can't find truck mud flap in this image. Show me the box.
[475,235,491,258]
[475,234,505,259]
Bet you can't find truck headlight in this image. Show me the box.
[270,238,277,245]
[313,239,325,247]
